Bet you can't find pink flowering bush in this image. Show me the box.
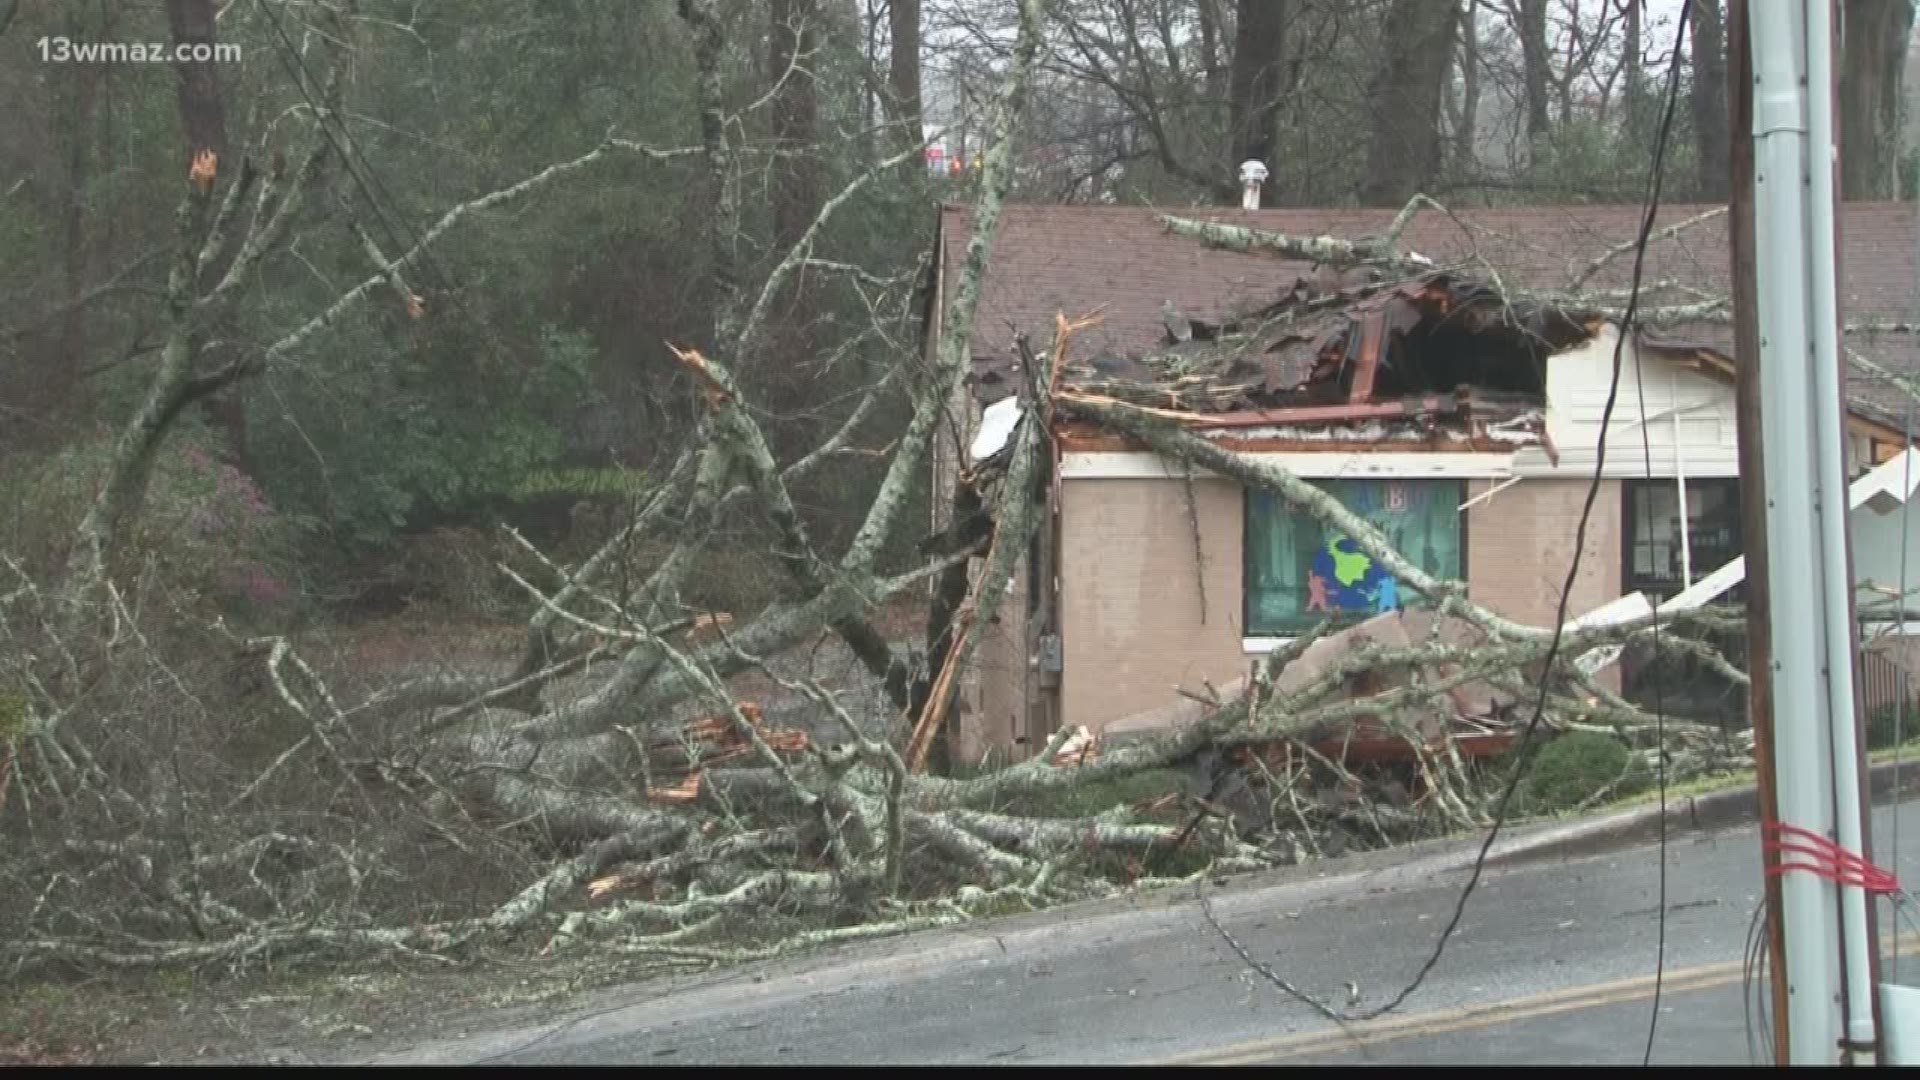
[0,434,305,625]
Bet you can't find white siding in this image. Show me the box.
[1512,325,1741,479]
[1853,498,1920,619]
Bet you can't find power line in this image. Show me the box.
[1200,0,1696,1038]
[1625,0,1698,1061]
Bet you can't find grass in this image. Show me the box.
[1594,734,1920,813]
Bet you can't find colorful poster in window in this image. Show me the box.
[1246,480,1463,635]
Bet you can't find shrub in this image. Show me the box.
[1867,701,1919,751]
[0,432,308,627]
[1514,730,1635,815]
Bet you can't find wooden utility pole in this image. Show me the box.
[1725,0,1790,1062]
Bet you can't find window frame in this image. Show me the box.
[1241,478,1469,640]
[1619,477,1743,598]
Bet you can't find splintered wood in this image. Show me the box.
[641,702,809,805]
[903,310,1101,774]
[665,342,733,407]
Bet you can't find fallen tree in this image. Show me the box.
[0,0,1757,978]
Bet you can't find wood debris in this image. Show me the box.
[1048,725,1099,767]
[640,702,809,803]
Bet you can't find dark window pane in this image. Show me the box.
[1623,478,1743,595]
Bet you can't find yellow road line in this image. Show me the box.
[1155,933,1920,1065]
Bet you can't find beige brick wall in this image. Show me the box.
[1059,477,1249,734]
[959,554,1034,766]
[1464,478,1623,627]
[1049,474,1630,736]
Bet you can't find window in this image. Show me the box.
[1244,480,1465,637]
[1622,479,1742,596]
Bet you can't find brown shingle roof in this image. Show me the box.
[939,202,1920,425]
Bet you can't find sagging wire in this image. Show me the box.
[1624,1,1699,1062]
[1196,1,1694,1038]
[1745,896,1773,1065]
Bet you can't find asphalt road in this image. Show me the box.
[360,796,1920,1066]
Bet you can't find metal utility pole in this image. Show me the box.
[1725,2,1791,1061]
[1741,0,1882,1064]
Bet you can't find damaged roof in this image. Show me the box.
[981,274,1591,411]
[940,202,1920,428]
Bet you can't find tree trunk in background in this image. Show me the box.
[887,0,921,135]
[1361,0,1459,207]
[1841,0,1916,199]
[1689,0,1729,202]
[166,0,247,466]
[770,0,822,254]
[50,3,105,442]
[1514,0,1552,145]
[1620,0,1642,143]
[1450,1,1480,175]
[767,0,825,460]
[1197,0,1228,102]
[1628,0,1643,108]
[165,0,226,166]
[677,0,739,342]
[1227,0,1289,198]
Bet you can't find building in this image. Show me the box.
[922,202,1920,764]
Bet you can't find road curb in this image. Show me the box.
[1474,756,1920,870]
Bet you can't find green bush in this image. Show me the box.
[1514,730,1636,815]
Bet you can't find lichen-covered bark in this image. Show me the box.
[841,0,1048,575]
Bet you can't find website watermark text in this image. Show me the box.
[37,37,242,64]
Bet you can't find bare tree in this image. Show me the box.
[888,0,923,131]
[1361,0,1461,206]
[1690,0,1729,202]
[1511,0,1553,145]
[1228,0,1289,190]
[1619,0,1642,133]
[4,1,1774,988]
[771,0,824,255]
[1448,1,1483,174]
[1840,0,1916,199]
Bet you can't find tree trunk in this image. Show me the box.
[1450,0,1481,175]
[677,0,739,343]
[1690,0,1729,202]
[1361,0,1460,207]
[167,0,247,468]
[1197,0,1228,102]
[52,3,105,440]
[1514,0,1552,145]
[1620,0,1642,142]
[887,0,921,134]
[765,0,826,464]
[1840,0,1916,200]
[165,0,226,167]
[1227,0,1289,196]
[769,0,822,255]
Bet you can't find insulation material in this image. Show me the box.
[970,396,1022,463]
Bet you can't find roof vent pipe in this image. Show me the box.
[1238,159,1268,210]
